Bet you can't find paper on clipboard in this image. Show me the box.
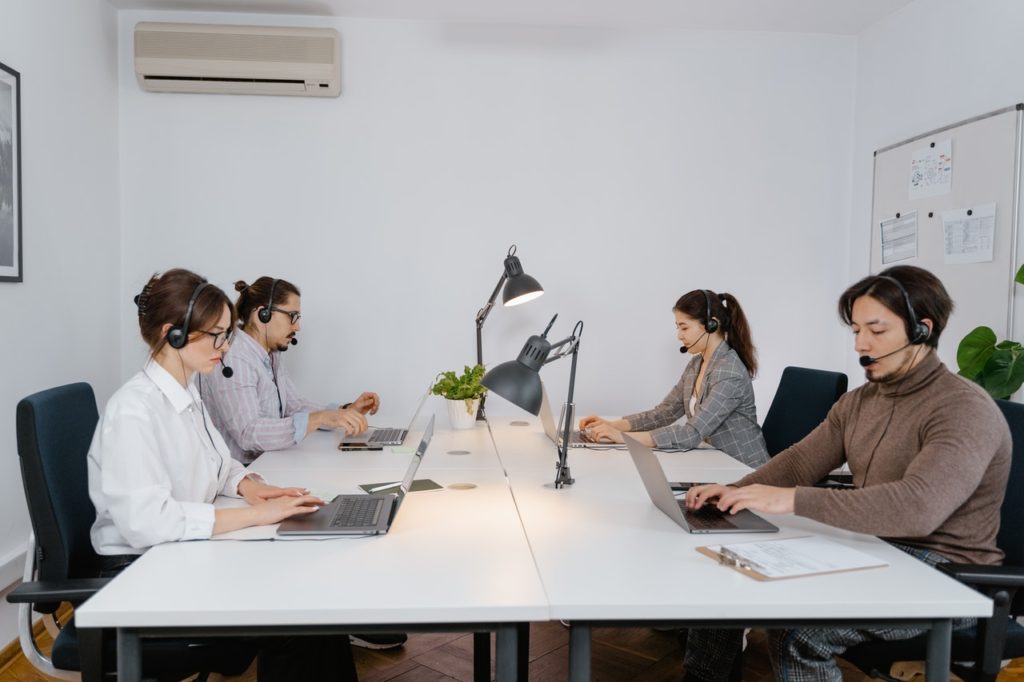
[697,536,888,581]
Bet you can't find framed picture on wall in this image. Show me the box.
[0,60,21,282]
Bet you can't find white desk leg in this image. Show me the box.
[568,623,591,682]
[116,628,142,682]
[495,624,518,682]
[925,619,952,679]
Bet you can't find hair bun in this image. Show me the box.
[234,280,249,293]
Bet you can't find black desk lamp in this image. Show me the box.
[482,315,583,489]
[475,245,544,421]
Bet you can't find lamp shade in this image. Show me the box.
[481,333,551,415]
[501,252,544,307]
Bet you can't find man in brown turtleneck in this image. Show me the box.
[682,265,1011,682]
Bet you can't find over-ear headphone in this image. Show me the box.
[877,275,930,344]
[701,289,719,334]
[167,282,211,350]
[257,278,279,324]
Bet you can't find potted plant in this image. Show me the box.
[431,364,487,430]
[957,264,1024,399]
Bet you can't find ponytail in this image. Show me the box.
[718,292,758,377]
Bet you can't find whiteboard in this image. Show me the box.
[870,105,1023,371]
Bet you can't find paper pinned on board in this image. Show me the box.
[943,203,995,264]
[880,210,918,264]
[909,140,952,199]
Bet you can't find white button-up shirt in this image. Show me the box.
[88,361,251,555]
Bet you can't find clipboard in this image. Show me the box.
[697,536,889,581]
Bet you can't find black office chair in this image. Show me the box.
[761,367,848,456]
[6,382,256,681]
[840,398,1024,682]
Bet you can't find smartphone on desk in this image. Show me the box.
[338,443,384,452]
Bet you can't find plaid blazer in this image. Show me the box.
[624,342,768,466]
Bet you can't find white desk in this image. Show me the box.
[77,417,993,682]
[487,417,993,681]
[75,424,546,682]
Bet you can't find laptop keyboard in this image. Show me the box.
[330,497,383,528]
[680,502,738,531]
[368,428,404,444]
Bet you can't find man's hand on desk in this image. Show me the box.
[686,483,795,516]
[238,477,310,505]
[346,391,380,415]
[308,407,368,435]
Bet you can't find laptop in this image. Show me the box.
[539,384,621,450]
[339,390,428,447]
[279,416,435,536]
[623,433,778,534]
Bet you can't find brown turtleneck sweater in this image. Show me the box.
[737,351,1010,564]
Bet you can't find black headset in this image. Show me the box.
[257,278,279,324]
[167,282,211,350]
[877,275,930,344]
[700,289,719,333]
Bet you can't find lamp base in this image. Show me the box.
[552,463,574,489]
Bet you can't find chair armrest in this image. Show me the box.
[939,562,1024,588]
[6,578,111,604]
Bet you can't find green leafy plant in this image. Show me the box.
[431,365,487,411]
[957,264,1024,399]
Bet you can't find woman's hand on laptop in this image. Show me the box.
[347,391,380,415]
[310,407,368,435]
[578,416,631,442]
[248,494,326,526]
[238,477,310,505]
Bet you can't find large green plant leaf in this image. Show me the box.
[1016,263,1024,286]
[957,326,997,379]
[430,364,487,400]
[978,345,1024,399]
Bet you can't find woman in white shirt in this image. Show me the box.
[87,268,356,680]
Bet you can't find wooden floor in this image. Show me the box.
[0,623,879,681]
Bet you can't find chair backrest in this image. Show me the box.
[761,366,848,457]
[16,383,101,612]
[995,399,1024,568]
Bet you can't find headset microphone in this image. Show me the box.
[859,343,912,367]
[290,337,298,346]
[680,331,708,354]
[221,363,234,378]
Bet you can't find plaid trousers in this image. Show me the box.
[683,542,974,682]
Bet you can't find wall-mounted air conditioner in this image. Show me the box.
[134,22,340,97]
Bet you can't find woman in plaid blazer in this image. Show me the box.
[579,289,768,467]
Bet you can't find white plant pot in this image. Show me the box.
[446,398,480,430]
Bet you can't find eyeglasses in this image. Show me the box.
[199,329,232,349]
[270,307,302,325]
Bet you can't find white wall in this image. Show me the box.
[0,0,120,648]
[850,0,1024,380]
[118,11,858,425]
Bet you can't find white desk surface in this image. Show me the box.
[488,421,992,623]
[76,465,547,629]
[77,419,991,634]
[253,422,502,472]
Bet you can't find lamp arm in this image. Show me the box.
[554,320,583,489]
[544,336,579,362]
[555,339,580,488]
[475,271,508,366]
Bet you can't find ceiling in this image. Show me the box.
[106,0,913,35]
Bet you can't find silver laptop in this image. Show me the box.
[623,434,778,534]
[339,390,428,446]
[279,416,435,536]
[539,384,621,450]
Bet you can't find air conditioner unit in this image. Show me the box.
[134,22,340,97]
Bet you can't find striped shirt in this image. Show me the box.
[200,329,325,463]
